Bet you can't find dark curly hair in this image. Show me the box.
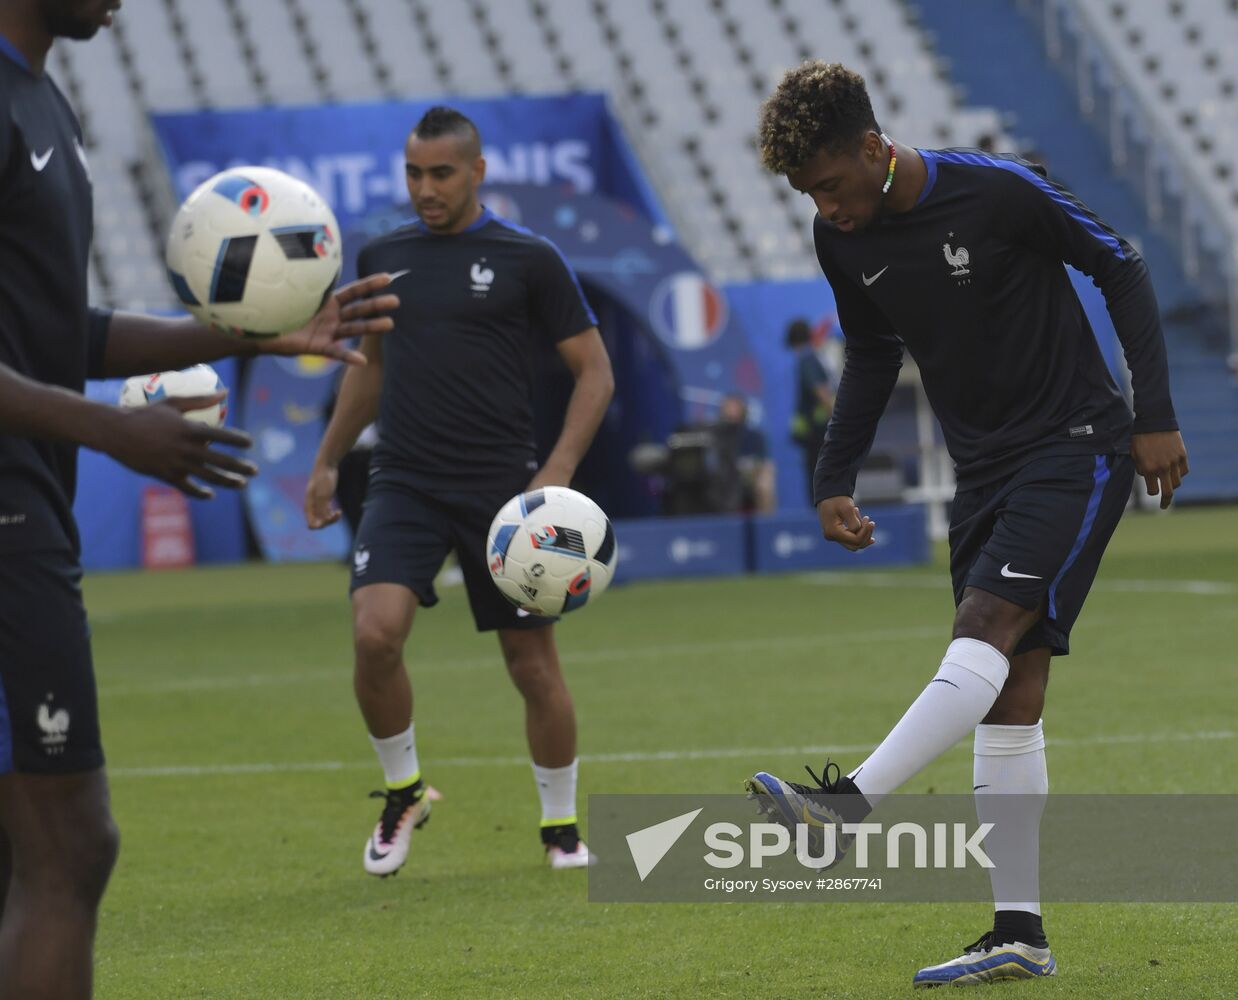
[758,62,880,174]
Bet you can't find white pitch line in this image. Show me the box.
[107,730,1237,780]
[800,572,1237,596]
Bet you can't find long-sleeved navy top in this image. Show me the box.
[812,149,1177,503]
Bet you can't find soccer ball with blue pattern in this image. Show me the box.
[118,364,227,428]
[165,166,342,338]
[487,487,617,616]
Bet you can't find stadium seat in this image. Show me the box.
[242,1,331,105]
[362,2,449,97]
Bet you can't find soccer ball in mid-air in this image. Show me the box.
[165,166,342,338]
[118,364,227,428]
[487,487,618,616]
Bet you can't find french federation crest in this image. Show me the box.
[942,233,971,284]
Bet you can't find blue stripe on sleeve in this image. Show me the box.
[916,149,939,205]
[0,32,31,72]
[930,150,1125,260]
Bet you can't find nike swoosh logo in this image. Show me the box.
[861,266,889,286]
[1000,563,1042,580]
[368,842,390,861]
[31,147,54,172]
[385,268,411,282]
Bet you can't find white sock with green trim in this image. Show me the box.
[370,724,420,790]
[533,759,578,826]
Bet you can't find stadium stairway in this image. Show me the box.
[904,0,1238,501]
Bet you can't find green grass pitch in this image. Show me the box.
[85,506,1238,998]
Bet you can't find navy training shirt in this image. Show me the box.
[357,207,597,491]
[812,150,1177,503]
[0,36,109,554]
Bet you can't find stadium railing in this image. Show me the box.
[1029,0,1238,365]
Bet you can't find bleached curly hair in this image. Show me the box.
[758,62,880,174]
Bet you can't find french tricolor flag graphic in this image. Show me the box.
[652,272,728,350]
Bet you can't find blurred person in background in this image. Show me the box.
[786,317,834,505]
[715,393,776,513]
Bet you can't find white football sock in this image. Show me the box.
[533,759,578,826]
[847,638,1008,804]
[370,724,421,789]
[974,721,1048,915]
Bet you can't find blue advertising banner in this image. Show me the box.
[611,515,748,583]
[750,505,930,573]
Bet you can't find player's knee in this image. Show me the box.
[353,615,405,670]
[501,639,560,698]
[25,811,119,907]
[983,688,1045,726]
[984,667,1048,725]
[953,591,1039,659]
[76,813,120,904]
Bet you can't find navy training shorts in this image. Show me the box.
[0,549,105,774]
[948,452,1135,657]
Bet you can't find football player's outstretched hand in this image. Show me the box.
[99,394,256,500]
[261,273,401,365]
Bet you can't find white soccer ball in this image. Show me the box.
[487,487,618,616]
[117,375,149,410]
[118,364,227,428]
[165,166,342,338]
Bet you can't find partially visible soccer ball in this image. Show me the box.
[118,364,227,427]
[487,487,618,616]
[117,375,149,411]
[165,166,342,338]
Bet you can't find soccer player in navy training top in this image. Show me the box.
[742,63,1188,987]
[0,2,398,995]
[305,107,614,876]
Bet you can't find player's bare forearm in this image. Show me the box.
[536,368,613,484]
[313,334,384,470]
[0,361,125,447]
[535,329,614,486]
[98,312,260,378]
[99,276,400,377]
[0,360,254,498]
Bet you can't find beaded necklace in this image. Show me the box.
[880,132,897,195]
